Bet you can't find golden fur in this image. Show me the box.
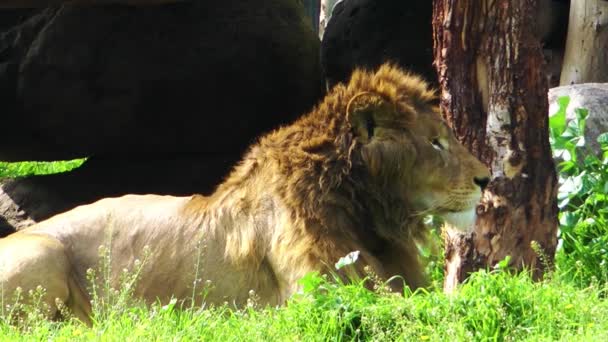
[0,64,489,322]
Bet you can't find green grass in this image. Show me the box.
[0,159,86,179]
[0,269,606,341]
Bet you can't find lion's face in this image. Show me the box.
[348,92,490,231]
[406,109,490,229]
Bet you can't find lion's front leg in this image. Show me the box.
[0,233,90,323]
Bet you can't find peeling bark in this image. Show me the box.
[433,0,558,292]
[560,0,608,85]
[319,0,340,40]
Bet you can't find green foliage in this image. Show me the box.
[2,265,607,341]
[549,96,608,287]
[0,159,86,179]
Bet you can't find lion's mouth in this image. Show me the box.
[441,208,477,231]
[422,193,480,212]
[414,191,481,228]
[430,193,481,231]
[444,207,467,213]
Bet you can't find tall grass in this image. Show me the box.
[1,268,606,341]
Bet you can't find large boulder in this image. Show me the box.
[0,0,323,161]
[0,1,325,235]
[0,9,35,31]
[549,83,608,154]
[320,0,435,87]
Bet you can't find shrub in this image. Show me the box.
[549,96,608,287]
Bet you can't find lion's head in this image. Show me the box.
[277,64,489,238]
[342,65,490,231]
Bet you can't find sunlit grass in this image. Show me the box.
[0,159,86,179]
[0,267,606,341]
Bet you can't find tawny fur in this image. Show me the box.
[0,64,489,322]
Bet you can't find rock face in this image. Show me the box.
[320,0,435,87]
[1,0,323,161]
[0,1,324,234]
[549,83,608,154]
[0,9,35,31]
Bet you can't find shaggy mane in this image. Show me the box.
[186,64,437,285]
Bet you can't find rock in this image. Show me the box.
[0,1,325,232]
[0,0,323,161]
[549,83,608,154]
[0,217,16,238]
[320,0,435,87]
[0,9,36,32]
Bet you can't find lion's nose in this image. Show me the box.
[473,177,490,191]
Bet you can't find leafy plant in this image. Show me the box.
[549,96,608,287]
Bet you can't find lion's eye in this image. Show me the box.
[431,138,444,151]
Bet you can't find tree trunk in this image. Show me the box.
[432,0,559,293]
[319,0,340,39]
[560,0,608,85]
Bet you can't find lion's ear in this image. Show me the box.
[347,92,390,143]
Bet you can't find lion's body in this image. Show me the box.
[1,194,288,312]
[0,64,489,322]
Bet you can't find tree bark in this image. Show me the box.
[319,0,340,39]
[560,0,608,85]
[432,0,558,293]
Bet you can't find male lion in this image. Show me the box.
[0,64,489,322]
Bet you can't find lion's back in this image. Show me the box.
[21,194,201,277]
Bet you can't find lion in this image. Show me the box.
[0,64,489,323]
